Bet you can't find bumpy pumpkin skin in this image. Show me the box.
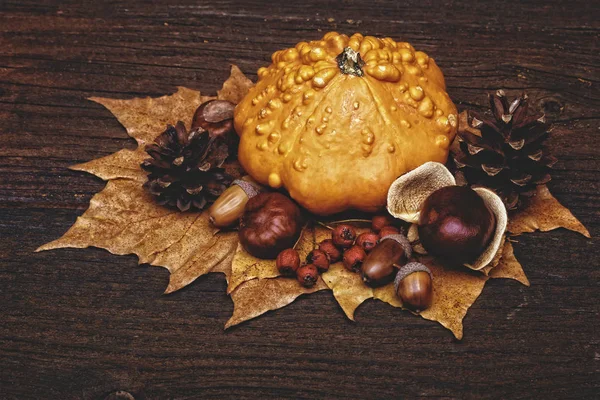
[234,32,458,215]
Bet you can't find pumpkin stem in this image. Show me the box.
[336,47,364,77]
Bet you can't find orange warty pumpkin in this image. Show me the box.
[234,32,458,215]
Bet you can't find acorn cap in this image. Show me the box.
[232,178,261,199]
[387,162,508,271]
[380,233,412,260]
[394,262,432,293]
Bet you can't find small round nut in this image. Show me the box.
[379,226,400,238]
[332,224,357,248]
[318,239,342,263]
[372,214,396,233]
[342,245,367,272]
[355,231,379,253]
[306,249,330,272]
[276,248,301,277]
[297,264,319,288]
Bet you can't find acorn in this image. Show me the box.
[418,186,496,264]
[342,245,366,272]
[361,234,411,287]
[306,249,330,272]
[394,262,433,312]
[208,176,261,228]
[297,264,319,288]
[276,248,301,277]
[332,224,356,248]
[355,231,379,253]
[318,239,342,263]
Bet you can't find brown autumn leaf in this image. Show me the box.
[489,241,530,286]
[217,65,255,104]
[322,236,528,339]
[508,185,590,237]
[37,66,254,293]
[226,277,328,328]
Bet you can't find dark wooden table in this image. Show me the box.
[2,1,599,398]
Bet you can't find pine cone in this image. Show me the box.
[141,121,233,212]
[453,90,557,210]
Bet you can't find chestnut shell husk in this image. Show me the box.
[238,192,303,259]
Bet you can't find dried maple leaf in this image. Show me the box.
[37,66,253,293]
[322,235,528,339]
[225,277,328,329]
[322,263,373,319]
[488,241,530,286]
[508,185,590,237]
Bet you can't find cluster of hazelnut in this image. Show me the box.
[275,215,433,312]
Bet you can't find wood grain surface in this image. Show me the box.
[1,1,599,398]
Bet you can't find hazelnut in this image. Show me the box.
[239,192,303,259]
[361,234,411,287]
[372,214,396,233]
[394,262,433,312]
[418,186,496,264]
[355,231,379,253]
[379,225,400,238]
[332,224,356,248]
[276,249,301,277]
[297,264,319,288]
[318,239,342,263]
[342,245,366,272]
[306,249,330,272]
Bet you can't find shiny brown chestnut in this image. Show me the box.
[418,186,496,264]
[191,100,235,138]
[239,192,303,259]
[361,234,411,287]
[394,262,433,312]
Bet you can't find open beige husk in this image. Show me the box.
[387,162,508,271]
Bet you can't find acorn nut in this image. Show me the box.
[361,234,412,287]
[209,176,262,228]
[394,262,433,312]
